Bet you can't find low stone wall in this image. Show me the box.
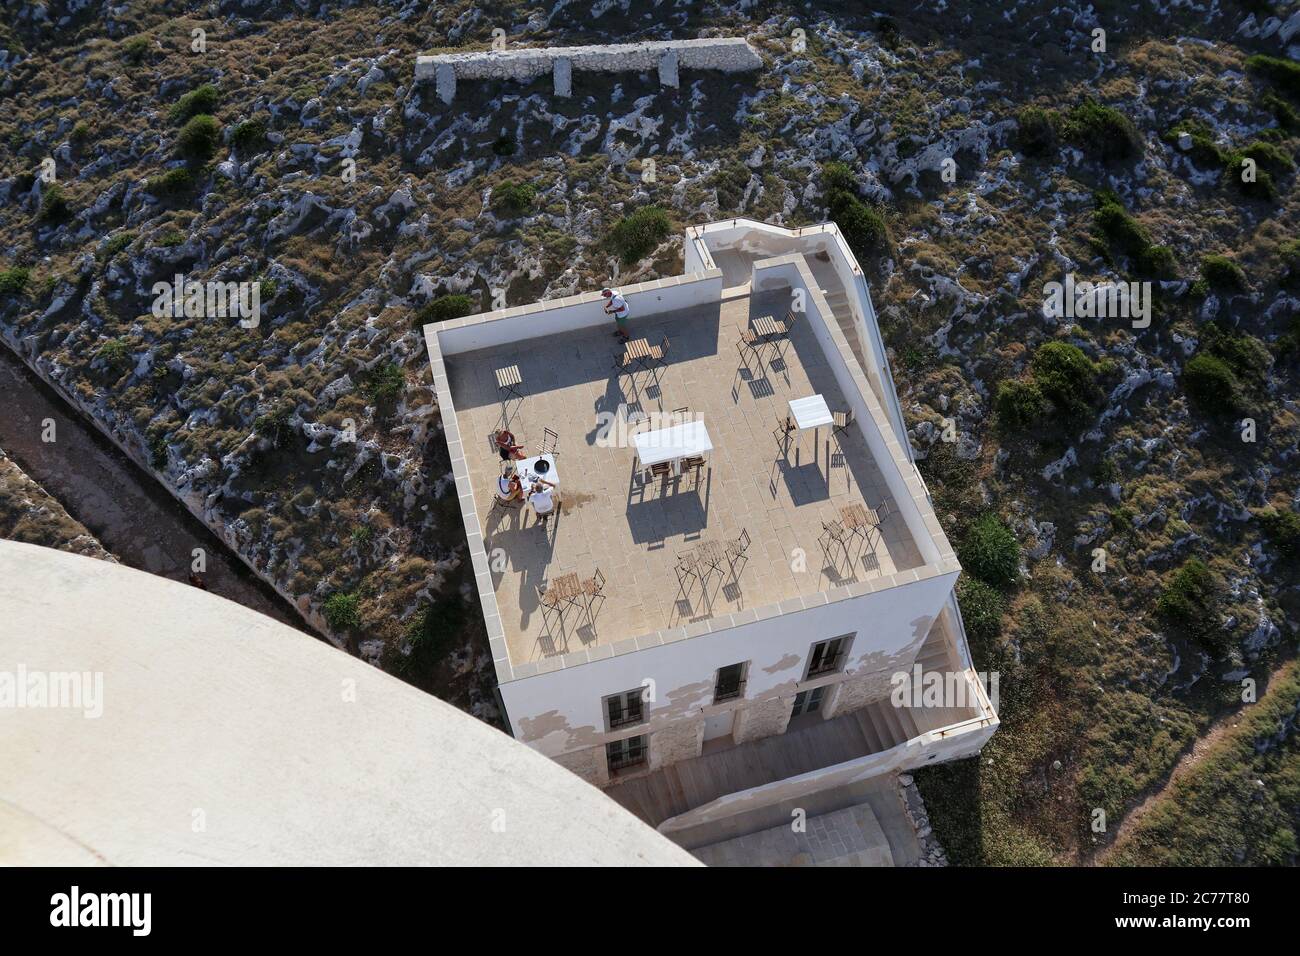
[415,37,762,103]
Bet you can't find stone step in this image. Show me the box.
[855,704,889,752]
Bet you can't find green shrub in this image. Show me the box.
[402,595,465,668]
[1199,254,1247,292]
[322,592,361,630]
[1258,508,1300,558]
[1093,190,1150,255]
[1240,140,1294,173]
[1015,106,1056,156]
[122,35,151,65]
[254,403,293,447]
[37,184,70,223]
[98,231,136,261]
[1199,322,1270,387]
[170,84,219,124]
[1182,353,1239,413]
[1280,239,1300,288]
[1092,191,1175,277]
[1264,92,1300,132]
[230,118,267,154]
[1164,121,1225,170]
[1030,341,1102,419]
[147,168,196,197]
[70,122,90,145]
[606,206,672,265]
[416,293,476,328]
[1223,150,1279,201]
[1136,244,1178,278]
[832,195,891,263]
[148,432,168,469]
[1155,559,1223,655]
[956,576,1005,654]
[96,338,131,369]
[492,180,537,215]
[821,161,858,196]
[0,267,31,296]
[1060,100,1142,161]
[1246,55,1300,100]
[959,514,1021,589]
[177,114,221,161]
[364,363,406,403]
[993,378,1048,432]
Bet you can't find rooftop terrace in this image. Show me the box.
[441,285,926,670]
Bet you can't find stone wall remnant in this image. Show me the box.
[415,37,761,102]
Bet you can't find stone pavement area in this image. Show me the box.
[691,802,895,867]
[443,290,924,666]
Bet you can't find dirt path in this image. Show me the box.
[1089,654,1295,865]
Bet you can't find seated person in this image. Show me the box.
[496,466,524,503]
[495,429,525,461]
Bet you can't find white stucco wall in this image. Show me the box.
[499,566,959,758]
[430,272,723,356]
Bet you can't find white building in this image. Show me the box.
[0,539,693,866]
[423,219,997,848]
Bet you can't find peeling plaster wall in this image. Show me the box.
[733,695,793,744]
[552,746,610,788]
[652,718,705,769]
[822,668,896,719]
[500,568,958,759]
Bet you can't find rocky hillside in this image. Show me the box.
[1,0,1299,860]
[0,451,116,562]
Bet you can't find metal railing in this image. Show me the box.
[712,678,746,704]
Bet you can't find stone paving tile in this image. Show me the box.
[444,290,924,666]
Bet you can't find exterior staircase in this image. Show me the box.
[818,283,868,372]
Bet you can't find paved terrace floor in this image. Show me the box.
[443,290,925,666]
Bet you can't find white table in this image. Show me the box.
[632,420,713,472]
[517,454,558,488]
[789,395,833,430]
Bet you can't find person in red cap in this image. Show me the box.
[602,287,631,340]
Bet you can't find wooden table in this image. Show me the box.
[841,503,881,546]
[753,314,781,338]
[623,337,653,372]
[545,571,586,615]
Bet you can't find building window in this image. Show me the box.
[606,735,647,773]
[806,635,851,678]
[604,689,645,731]
[791,686,826,718]
[713,662,747,704]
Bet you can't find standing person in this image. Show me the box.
[602,287,631,340]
